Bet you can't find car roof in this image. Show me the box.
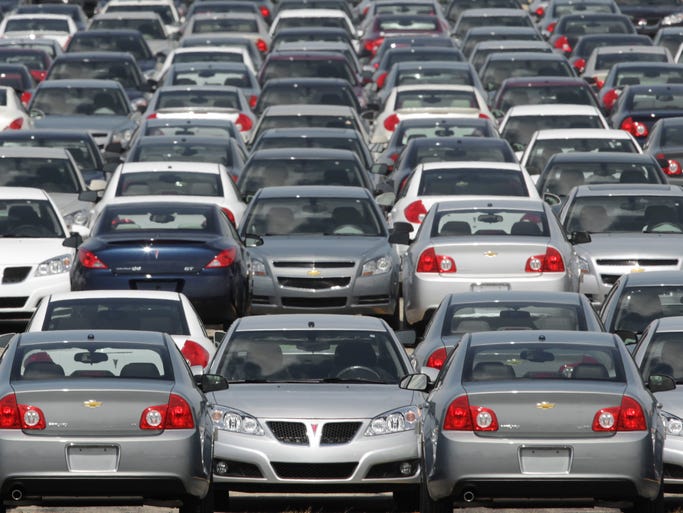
[572,184,683,197]
[0,187,50,200]
[262,104,356,115]
[506,104,602,115]
[446,290,583,305]
[468,330,618,347]
[648,316,683,332]
[47,290,183,301]
[0,146,70,158]
[422,161,523,171]
[485,51,568,61]
[618,270,683,287]
[249,147,359,159]
[16,329,169,346]
[52,51,135,61]
[118,161,223,174]
[72,28,145,37]
[0,129,97,141]
[234,313,387,331]
[258,127,361,137]
[256,185,371,199]
[133,135,234,145]
[592,45,670,55]
[92,11,163,19]
[532,128,631,139]
[262,77,351,87]
[434,196,545,212]
[37,78,122,89]
[548,151,654,163]
[500,76,590,86]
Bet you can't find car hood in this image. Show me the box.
[32,115,134,131]
[250,236,390,261]
[209,383,418,418]
[0,238,71,264]
[48,192,91,216]
[656,389,683,416]
[577,233,683,258]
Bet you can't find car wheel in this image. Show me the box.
[625,484,664,513]
[179,491,214,513]
[419,473,451,513]
[393,485,419,512]
[214,488,230,512]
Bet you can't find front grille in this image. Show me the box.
[321,422,361,445]
[0,297,27,308]
[600,274,622,285]
[278,277,350,289]
[273,261,355,268]
[595,259,678,266]
[664,463,683,479]
[251,295,270,305]
[267,421,308,445]
[271,462,357,479]
[2,266,31,284]
[282,297,347,308]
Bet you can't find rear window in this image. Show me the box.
[191,18,258,33]
[463,342,624,381]
[117,171,223,197]
[431,207,547,237]
[397,68,473,87]
[172,51,242,65]
[419,169,528,197]
[497,85,594,113]
[596,52,668,70]
[172,69,251,88]
[5,18,70,32]
[501,115,604,149]
[630,91,683,110]
[396,90,476,109]
[377,17,438,31]
[130,141,234,166]
[96,204,219,234]
[0,157,79,193]
[157,90,239,110]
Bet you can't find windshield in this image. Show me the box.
[0,157,80,193]
[90,18,166,39]
[191,18,258,33]
[613,286,683,334]
[217,330,406,383]
[431,208,548,237]
[172,68,251,87]
[49,60,140,89]
[31,87,130,116]
[68,35,150,60]
[396,89,476,109]
[640,331,683,383]
[501,115,604,149]
[0,199,65,238]
[498,85,594,113]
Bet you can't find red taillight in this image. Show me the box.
[376,72,388,89]
[4,117,22,130]
[235,113,253,132]
[140,393,194,430]
[255,38,268,53]
[535,6,545,16]
[546,21,556,33]
[602,88,619,111]
[554,35,571,53]
[364,37,384,55]
[30,70,47,82]
[525,246,565,273]
[180,340,210,368]
[388,152,400,163]
[0,394,45,430]
[443,395,499,431]
[78,249,108,269]
[592,396,646,432]
[656,153,682,176]
[383,113,400,131]
[573,58,586,75]
[426,347,448,369]
[19,91,31,107]
[248,94,258,110]
[403,199,427,223]
[595,78,605,90]
[416,247,456,273]
[221,207,236,225]
[205,248,236,268]
[620,117,648,138]
[478,112,489,120]
[146,112,158,119]
[259,5,270,18]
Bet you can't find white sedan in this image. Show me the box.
[0,85,32,131]
[26,290,217,369]
[370,84,494,145]
[0,187,73,322]
[0,14,78,49]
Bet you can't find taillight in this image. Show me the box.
[146,112,158,119]
[255,38,268,53]
[403,199,427,223]
[140,393,194,430]
[364,37,384,55]
[535,6,545,16]
[554,35,571,53]
[4,117,23,130]
[181,339,210,367]
[221,207,236,225]
[205,248,237,268]
[383,113,400,131]
[259,5,270,18]
[30,69,47,82]
[602,88,620,111]
[388,152,400,163]
[573,58,586,75]
[426,347,448,369]
[0,394,45,430]
[546,21,556,33]
[525,246,565,273]
[656,153,681,176]
[416,247,456,273]
[595,78,605,90]
[443,395,498,431]
[78,249,108,269]
[592,396,646,432]
[248,95,258,110]
[376,72,388,89]
[478,112,489,120]
[235,113,253,132]
[20,91,31,107]
[620,117,648,138]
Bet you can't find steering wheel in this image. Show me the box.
[11,225,49,237]
[644,222,683,233]
[333,224,364,235]
[335,365,382,381]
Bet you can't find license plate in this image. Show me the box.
[67,445,119,472]
[471,283,510,292]
[519,446,571,474]
[133,280,180,292]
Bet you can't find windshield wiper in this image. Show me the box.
[319,377,386,384]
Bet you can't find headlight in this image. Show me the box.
[210,406,264,435]
[64,208,90,227]
[364,406,419,436]
[662,411,683,436]
[251,259,267,277]
[35,254,72,276]
[361,255,392,277]
[578,256,590,274]
[110,128,134,147]
[662,13,683,26]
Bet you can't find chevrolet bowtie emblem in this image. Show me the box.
[536,401,555,410]
[484,250,497,257]
[83,400,102,408]
[307,268,321,277]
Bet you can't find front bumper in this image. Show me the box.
[0,273,70,321]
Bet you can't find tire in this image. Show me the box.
[625,485,664,513]
[419,473,452,513]
[393,485,420,512]
[179,491,214,513]
[214,488,230,512]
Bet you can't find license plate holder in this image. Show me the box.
[132,280,180,292]
[519,446,571,474]
[471,283,510,292]
[67,445,119,472]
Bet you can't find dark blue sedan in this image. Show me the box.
[67,199,250,328]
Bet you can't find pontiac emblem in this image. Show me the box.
[484,250,497,257]
[307,268,321,277]
[536,401,555,410]
[311,423,318,434]
[83,400,102,408]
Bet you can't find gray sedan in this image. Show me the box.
[404,330,671,513]
[206,314,422,511]
[411,290,604,371]
[0,329,215,513]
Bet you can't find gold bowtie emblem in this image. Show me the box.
[484,250,497,257]
[83,400,102,408]
[536,401,555,410]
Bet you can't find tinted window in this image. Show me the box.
[0,199,65,238]
[0,157,80,193]
[431,207,547,236]
[419,169,528,197]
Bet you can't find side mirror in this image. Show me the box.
[375,191,396,207]
[146,78,158,92]
[543,192,562,206]
[70,224,90,238]
[583,76,596,85]
[62,232,83,248]
[492,109,504,120]
[388,229,411,245]
[569,230,591,244]
[105,141,123,154]
[244,233,264,247]
[392,221,414,233]
[197,373,229,392]
[78,190,99,202]
[657,158,669,169]
[213,330,226,346]
[647,374,676,393]
[361,110,376,122]
[615,329,638,346]
[399,372,430,391]
[88,179,107,192]
[371,162,390,176]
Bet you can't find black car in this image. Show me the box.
[69,200,250,327]
[179,35,264,72]
[0,47,52,83]
[643,116,683,184]
[371,46,465,88]
[459,25,544,59]
[615,0,683,36]
[549,13,636,56]
[253,77,361,116]
[567,33,653,75]
[270,26,355,50]
[445,0,522,23]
